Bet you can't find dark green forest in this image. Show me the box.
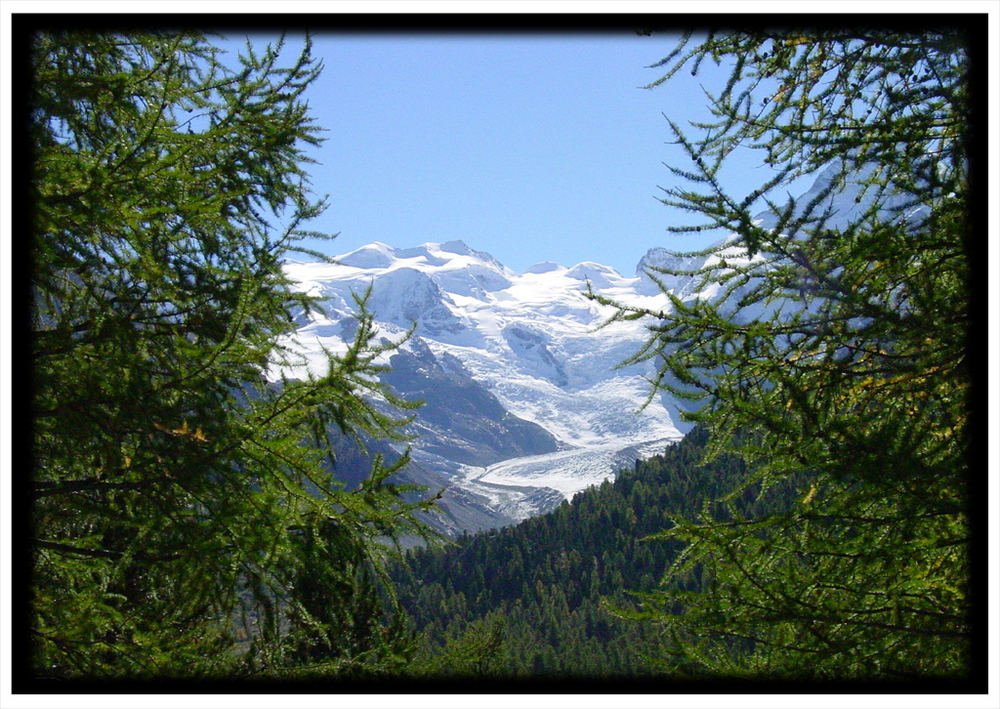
[20,21,982,691]
[390,426,790,679]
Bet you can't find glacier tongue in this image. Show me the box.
[458,438,680,519]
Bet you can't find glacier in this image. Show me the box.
[272,239,699,532]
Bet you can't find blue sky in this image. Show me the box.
[227,32,814,275]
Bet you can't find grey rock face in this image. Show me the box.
[502,324,568,387]
[381,337,560,468]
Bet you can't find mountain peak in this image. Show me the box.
[337,242,396,269]
[564,261,622,289]
[438,239,473,255]
[337,240,514,275]
[524,261,564,275]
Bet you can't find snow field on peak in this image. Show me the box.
[274,240,690,527]
[276,240,682,440]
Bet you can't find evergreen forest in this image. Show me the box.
[390,426,784,682]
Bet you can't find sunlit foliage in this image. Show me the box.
[590,28,975,680]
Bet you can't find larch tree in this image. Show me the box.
[590,26,979,680]
[28,29,436,680]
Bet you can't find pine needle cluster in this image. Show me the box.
[29,30,437,680]
[589,26,975,680]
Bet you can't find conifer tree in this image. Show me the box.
[590,27,976,680]
[28,30,435,679]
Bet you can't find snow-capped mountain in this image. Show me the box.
[273,239,694,534]
[272,164,911,535]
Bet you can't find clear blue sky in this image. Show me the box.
[225,32,812,275]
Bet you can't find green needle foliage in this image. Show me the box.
[589,28,974,680]
[29,30,436,680]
